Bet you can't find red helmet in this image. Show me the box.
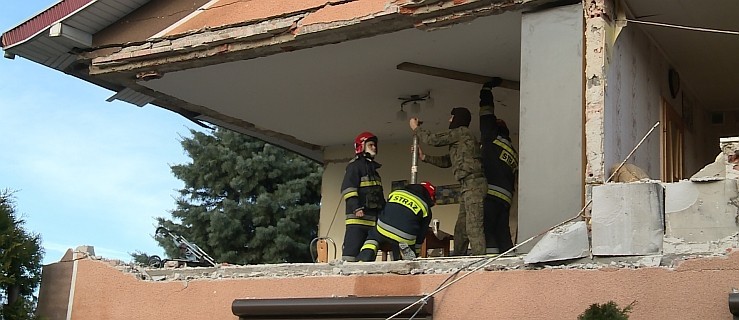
[354,132,378,154]
[420,181,436,204]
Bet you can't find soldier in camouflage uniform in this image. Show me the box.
[409,109,488,256]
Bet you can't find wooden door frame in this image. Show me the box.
[661,98,685,182]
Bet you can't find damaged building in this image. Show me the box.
[3,0,739,318]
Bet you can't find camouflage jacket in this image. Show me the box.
[415,126,484,182]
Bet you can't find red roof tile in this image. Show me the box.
[1,0,93,48]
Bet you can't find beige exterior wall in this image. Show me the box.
[38,253,739,319]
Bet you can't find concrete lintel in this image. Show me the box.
[99,80,325,162]
[87,0,556,76]
[196,114,325,163]
[408,0,548,30]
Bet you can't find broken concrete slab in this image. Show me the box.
[524,221,589,264]
[691,136,739,181]
[664,179,739,243]
[75,245,96,259]
[690,154,726,182]
[591,182,664,256]
[663,233,739,255]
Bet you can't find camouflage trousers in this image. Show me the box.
[453,176,487,256]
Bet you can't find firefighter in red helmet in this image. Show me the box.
[357,181,436,261]
[340,132,385,261]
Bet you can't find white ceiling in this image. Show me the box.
[624,0,739,110]
[141,11,524,148]
[139,0,739,152]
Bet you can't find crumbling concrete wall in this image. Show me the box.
[35,252,739,320]
[664,180,739,243]
[584,0,615,186]
[663,137,739,254]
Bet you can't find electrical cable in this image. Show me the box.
[406,297,428,320]
[385,122,660,320]
[622,19,739,36]
[309,196,343,262]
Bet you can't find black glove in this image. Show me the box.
[482,77,503,90]
[480,85,494,106]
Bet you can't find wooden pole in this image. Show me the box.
[396,62,520,91]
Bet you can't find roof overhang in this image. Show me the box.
[2,0,152,69]
[5,0,556,162]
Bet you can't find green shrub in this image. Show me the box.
[578,300,635,320]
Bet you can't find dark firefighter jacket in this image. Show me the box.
[480,95,518,206]
[341,153,385,226]
[375,184,433,246]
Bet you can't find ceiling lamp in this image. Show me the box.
[397,92,432,120]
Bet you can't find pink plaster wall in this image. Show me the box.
[49,254,739,319]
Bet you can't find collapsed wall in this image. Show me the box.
[527,136,739,263]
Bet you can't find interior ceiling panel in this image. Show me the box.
[141,11,523,147]
[624,0,739,110]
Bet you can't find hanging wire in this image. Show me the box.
[406,297,428,320]
[309,196,342,262]
[622,19,739,36]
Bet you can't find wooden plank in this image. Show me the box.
[316,239,328,262]
[396,62,521,91]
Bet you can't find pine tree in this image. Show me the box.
[155,128,323,265]
[0,190,43,320]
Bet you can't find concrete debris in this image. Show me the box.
[663,233,739,255]
[724,137,739,180]
[74,245,96,259]
[691,153,727,182]
[691,137,739,181]
[99,250,739,282]
[591,182,664,256]
[523,221,590,264]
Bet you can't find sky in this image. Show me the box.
[1,2,205,264]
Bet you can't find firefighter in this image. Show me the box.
[340,132,385,261]
[410,109,488,256]
[479,78,517,253]
[357,182,436,261]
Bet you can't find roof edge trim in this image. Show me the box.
[2,0,97,50]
